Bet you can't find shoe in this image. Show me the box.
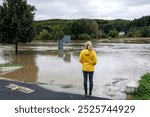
[84,92,87,97]
[89,92,92,96]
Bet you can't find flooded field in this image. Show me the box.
[0,42,150,99]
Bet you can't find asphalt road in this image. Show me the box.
[0,79,110,100]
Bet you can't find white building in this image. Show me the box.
[119,31,125,36]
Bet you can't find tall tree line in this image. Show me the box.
[34,16,150,40]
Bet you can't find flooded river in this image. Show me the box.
[0,42,150,99]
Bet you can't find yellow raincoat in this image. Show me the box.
[79,49,97,72]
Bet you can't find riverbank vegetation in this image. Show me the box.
[131,73,150,100]
[33,16,150,41]
[0,63,22,67]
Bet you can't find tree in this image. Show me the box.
[53,31,64,40]
[78,33,91,40]
[141,26,150,37]
[0,0,36,54]
[108,29,118,38]
[38,29,50,40]
[126,27,141,37]
[71,19,99,39]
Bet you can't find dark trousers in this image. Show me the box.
[83,71,94,94]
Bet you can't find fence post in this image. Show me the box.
[58,39,64,50]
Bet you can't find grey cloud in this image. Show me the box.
[120,0,150,6]
[26,0,150,20]
[0,0,150,20]
[28,0,95,19]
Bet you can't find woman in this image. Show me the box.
[79,41,97,96]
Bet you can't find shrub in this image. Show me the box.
[38,29,50,40]
[71,34,76,40]
[53,31,64,40]
[78,33,91,40]
[108,29,118,38]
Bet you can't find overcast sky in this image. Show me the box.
[1,0,150,20]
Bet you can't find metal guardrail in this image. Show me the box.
[6,84,35,94]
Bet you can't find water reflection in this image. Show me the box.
[58,50,71,63]
[0,49,39,83]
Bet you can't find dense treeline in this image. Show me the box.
[33,16,150,40]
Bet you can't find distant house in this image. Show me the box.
[119,31,125,36]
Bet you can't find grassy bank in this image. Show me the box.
[131,73,150,100]
[0,63,21,67]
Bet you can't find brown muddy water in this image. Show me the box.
[0,42,150,99]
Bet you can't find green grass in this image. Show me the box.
[0,63,22,67]
[131,73,150,100]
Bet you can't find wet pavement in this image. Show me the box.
[0,79,110,100]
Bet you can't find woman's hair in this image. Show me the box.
[85,41,92,50]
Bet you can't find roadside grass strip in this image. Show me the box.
[6,84,35,94]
